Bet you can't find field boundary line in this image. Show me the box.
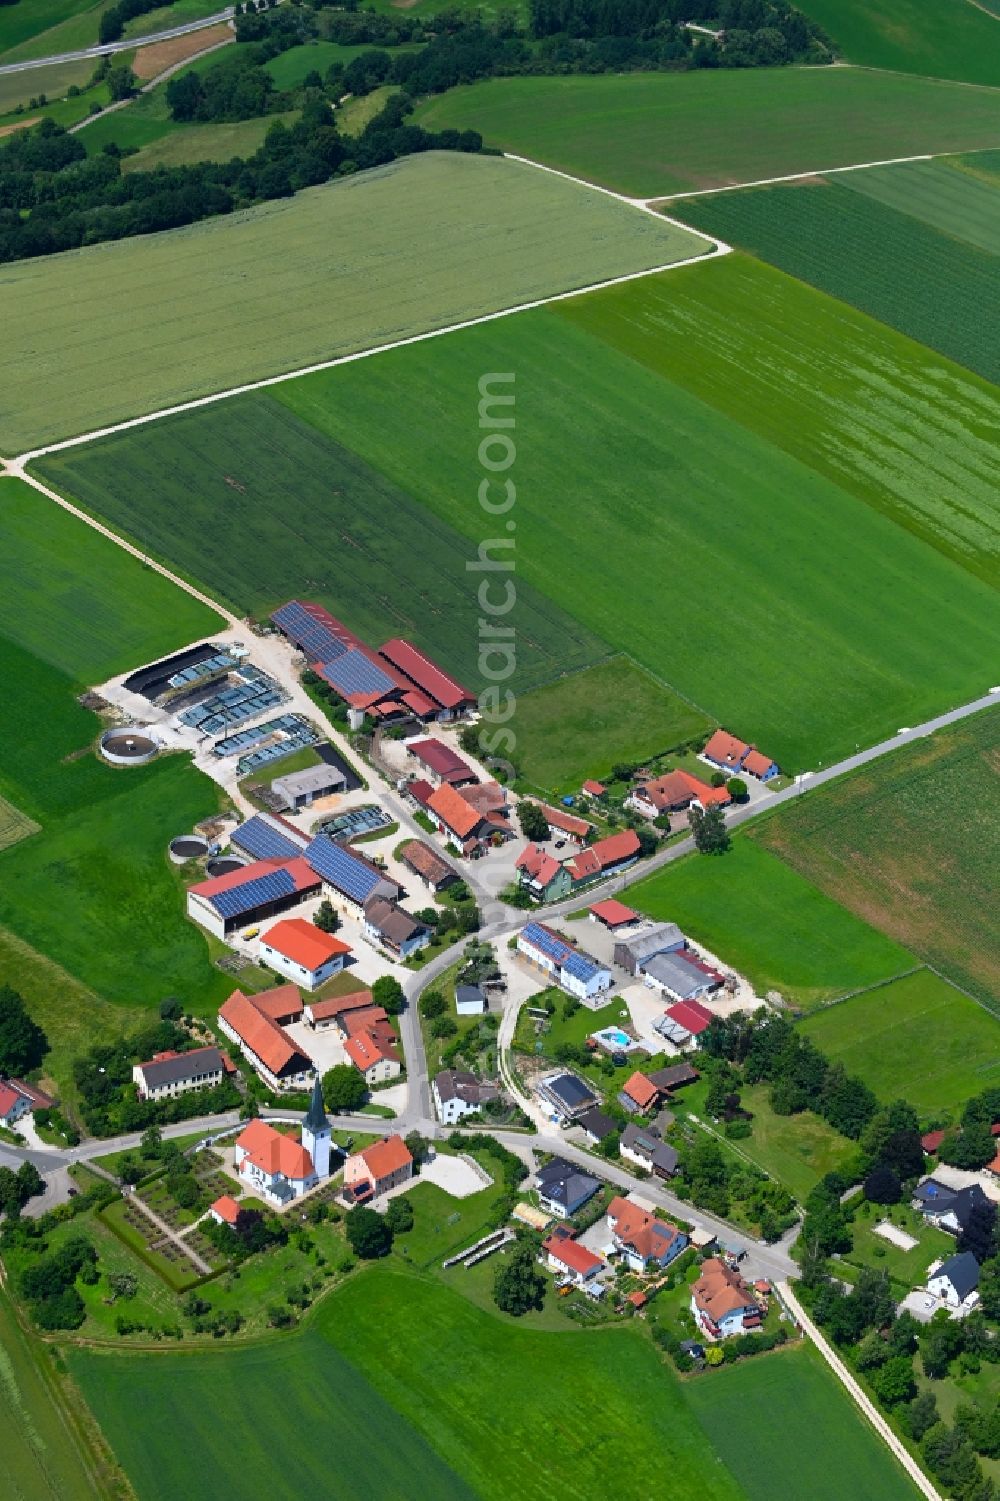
[780,1281,944,1501]
[801,964,928,1015]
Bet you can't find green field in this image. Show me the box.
[0,55,95,114]
[264,41,415,89]
[71,1265,746,1501]
[0,1289,111,1501]
[686,1341,919,1501]
[508,657,711,793]
[412,68,1000,197]
[122,109,301,171]
[796,0,1000,85]
[754,708,1000,1009]
[38,394,610,695]
[1,151,711,452]
[800,970,1000,1115]
[732,1084,857,1202]
[627,839,915,1010]
[675,156,1000,394]
[0,794,40,852]
[0,0,104,61]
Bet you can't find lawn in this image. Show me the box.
[511,657,711,795]
[37,393,611,696]
[260,257,1000,771]
[674,158,1000,398]
[70,1265,747,1501]
[0,478,221,680]
[794,0,1000,86]
[732,1084,857,1203]
[685,1340,920,1501]
[846,1204,954,1289]
[3,150,711,452]
[627,839,915,1011]
[754,707,1000,1010]
[412,68,1000,197]
[392,1173,507,1268]
[800,970,1000,1116]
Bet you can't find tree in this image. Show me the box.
[635,826,658,857]
[314,900,340,934]
[108,1271,137,1302]
[863,1164,901,1205]
[493,1239,545,1316]
[959,1199,998,1264]
[431,1015,457,1039]
[727,777,748,801]
[870,1355,916,1408]
[0,987,48,1075]
[860,1100,923,1180]
[922,1318,964,1379]
[345,1206,392,1259]
[371,975,405,1016]
[159,997,182,1021]
[855,1328,889,1370]
[140,1124,163,1159]
[404,1131,427,1164]
[906,1390,939,1442]
[688,803,730,855]
[517,801,550,843]
[106,63,135,101]
[323,1064,366,1112]
[386,1195,414,1233]
[420,989,446,1019]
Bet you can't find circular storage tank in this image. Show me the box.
[205,856,247,878]
[100,729,159,766]
[169,835,209,864]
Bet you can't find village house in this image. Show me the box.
[626,771,730,820]
[517,922,612,1003]
[691,1258,763,1340]
[914,1180,992,1235]
[619,1123,679,1179]
[537,1070,599,1124]
[432,1069,500,1125]
[515,843,571,902]
[343,1135,413,1204]
[703,729,779,782]
[132,1045,225,1102]
[362,897,431,959]
[577,1106,619,1146]
[258,917,351,991]
[343,1018,402,1085]
[581,779,605,800]
[541,1226,607,1290]
[927,1252,981,1311]
[619,1071,660,1116]
[233,1082,332,1206]
[217,985,314,1093]
[398,839,458,892]
[533,802,592,846]
[0,1077,53,1129]
[425,781,511,856]
[606,1197,687,1272]
[534,1156,601,1219]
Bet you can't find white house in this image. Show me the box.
[517,921,612,1004]
[455,983,486,1016]
[132,1046,224,1102]
[541,1229,606,1290]
[258,917,351,991]
[927,1252,980,1311]
[432,1069,500,1125]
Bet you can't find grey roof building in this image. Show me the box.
[271,764,347,809]
[577,1106,618,1144]
[133,1046,225,1100]
[931,1251,980,1303]
[537,1071,598,1121]
[646,1063,699,1093]
[534,1156,601,1218]
[613,923,685,975]
[620,1122,679,1178]
[641,951,719,1002]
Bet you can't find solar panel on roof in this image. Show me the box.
[562,951,601,983]
[231,817,301,861]
[305,836,381,904]
[272,603,349,665]
[319,649,396,699]
[211,869,296,920]
[522,923,572,965]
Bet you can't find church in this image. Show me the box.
[233,1080,332,1207]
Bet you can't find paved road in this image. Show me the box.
[0,9,234,76]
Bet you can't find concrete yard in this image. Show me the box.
[873,1221,919,1252]
[420,1150,494,1199]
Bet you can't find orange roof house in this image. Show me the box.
[621,1072,660,1113]
[343,1135,414,1203]
[261,919,350,972]
[209,1194,242,1227]
[427,782,481,841]
[691,1258,762,1339]
[703,730,749,771]
[542,1230,605,1282]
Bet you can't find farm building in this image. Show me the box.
[217,987,314,1093]
[378,639,475,719]
[343,1136,413,1204]
[424,781,511,855]
[641,949,724,1003]
[229,811,310,862]
[613,923,686,977]
[304,833,400,911]
[407,738,478,786]
[303,989,371,1030]
[432,1069,500,1125]
[271,764,347,810]
[517,922,612,1003]
[258,918,351,991]
[132,1046,225,1102]
[516,831,641,904]
[398,840,458,891]
[186,857,321,940]
[532,802,592,845]
[655,999,714,1049]
[627,771,730,818]
[362,897,431,959]
[589,899,639,930]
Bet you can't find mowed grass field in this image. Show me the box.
[675,154,1000,393]
[754,708,1000,1010]
[730,1084,857,1202]
[801,970,1000,1116]
[627,839,915,1010]
[0,151,712,451]
[412,68,1000,197]
[260,258,1000,769]
[794,0,1000,86]
[686,1341,920,1501]
[37,395,611,697]
[71,1266,747,1501]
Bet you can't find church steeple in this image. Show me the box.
[302,1075,332,1181]
[304,1075,329,1133]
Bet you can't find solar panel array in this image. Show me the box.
[179,667,285,737]
[562,949,603,984]
[213,712,311,760]
[235,716,318,774]
[318,648,396,700]
[168,652,234,689]
[231,816,302,862]
[521,922,573,965]
[272,602,349,665]
[210,868,297,921]
[305,835,381,904]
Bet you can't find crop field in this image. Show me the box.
[754,708,1000,1010]
[258,259,1000,769]
[38,394,610,696]
[0,56,95,114]
[511,658,711,794]
[794,0,1000,86]
[0,794,40,853]
[627,839,915,1011]
[686,1342,919,1501]
[675,158,1000,391]
[412,69,1000,197]
[71,1266,747,1501]
[800,970,1000,1116]
[0,151,711,452]
[123,110,301,172]
[131,22,233,80]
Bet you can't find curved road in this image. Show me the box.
[0,9,234,76]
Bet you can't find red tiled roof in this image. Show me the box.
[400,840,454,885]
[992,1122,1000,1136]
[6,1078,53,1109]
[0,1082,23,1117]
[666,999,714,1035]
[357,1135,412,1182]
[921,1130,946,1153]
[988,1151,1000,1176]
[582,779,605,796]
[219,990,310,1078]
[591,829,640,868]
[408,738,474,783]
[632,771,730,813]
[607,1198,684,1263]
[589,899,638,927]
[543,1233,604,1278]
[306,990,371,1023]
[210,1195,241,1226]
[343,1006,391,1039]
[261,918,350,971]
[627,1290,647,1307]
[188,856,319,900]
[622,1072,659,1110]
[407,779,435,809]
[402,689,437,717]
[742,748,775,778]
[566,848,601,882]
[516,843,562,886]
[692,1257,759,1323]
[250,983,304,1023]
[428,782,480,840]
[380,639,471,711]
[535,801,592,837]
[345,1029,399,1071]
[236,1118,314,1181]
[460,781,507,815]
[704,730,749,769]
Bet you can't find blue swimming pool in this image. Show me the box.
[594,1027,633,1049]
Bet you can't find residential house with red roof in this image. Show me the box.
[691,1258,762,1340]
[425,782,511,856]
[606,1197,688,1273]
[541,1227,607,1290]
[343,1135,413,1204]
[259,918,351,991]
[627,771,730,820]
[619,1071,660,1115]
[343,1026,402,1085]
[581,779,605,799]
[702,729,779,783]
[515,842,571,902]
[0,1077,52,1130]
[533,802,592,844]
